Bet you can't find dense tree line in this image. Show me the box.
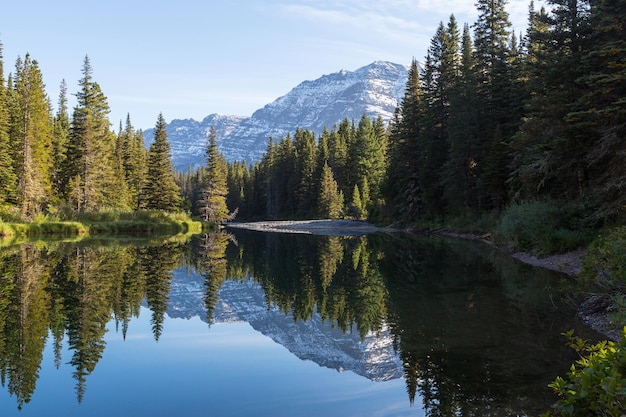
[3,0,624,229]
[0,50,181,220]
[390,0,625,225]
[198,116,388,221]
[216,0,625,228]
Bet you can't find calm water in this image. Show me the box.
[0,229,600,416]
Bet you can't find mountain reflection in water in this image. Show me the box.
[0,230,600,416]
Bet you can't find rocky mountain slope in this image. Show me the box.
[144,61,409,169]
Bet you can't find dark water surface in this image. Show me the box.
[0,230,600,416]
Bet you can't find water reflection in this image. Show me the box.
[0,236,188,409]
[0,231,598,416]
[217,229,596,416]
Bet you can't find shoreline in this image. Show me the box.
[225,219,395,236]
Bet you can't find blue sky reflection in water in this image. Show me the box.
[0,231,601,416]
[2,304,417,417]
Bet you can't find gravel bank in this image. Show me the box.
[225,219,391,236]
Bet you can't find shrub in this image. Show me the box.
[544,329,626,417]
[496,200,592,255]
[0,205,23,223]
[0,221,15,238]
[582,226,626,290]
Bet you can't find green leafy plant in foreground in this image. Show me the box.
[543,329,626,417]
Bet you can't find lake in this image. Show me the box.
[0,229,600,416]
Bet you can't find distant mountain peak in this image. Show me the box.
[145,61,409,170]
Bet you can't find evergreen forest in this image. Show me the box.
[0,0,625,413]
[2,0,624,239]
[199,0,625,239]
[0,53,183,225]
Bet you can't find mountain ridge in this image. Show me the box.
[144,61,410,170]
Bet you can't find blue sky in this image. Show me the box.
[2,0,537,130]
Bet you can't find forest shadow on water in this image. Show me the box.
[221,229,600,416]
[0,230,601,416]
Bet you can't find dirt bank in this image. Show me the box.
[510,249,619,341]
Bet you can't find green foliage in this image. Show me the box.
[0,205,23,223]
[317,162,344,219]
[142,113,181,211]
[609,295,626,330]
[495,200,592,254]
[0,208,201,241]
[545,329,626,417]
[581,226,626,291]
[197,126,230,223]
[444,210,499,234]
[224,117,386,221]
[66,56,127,212]
[0,220,14,238]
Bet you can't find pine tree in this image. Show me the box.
[318,162,344,219]
[350,184,364,219]
[419,17,460,218]
[511,0,592,202]
[570,0,626,221]
[294,128,318,217]
[11,54,53,218]
[226,161,249,218]
[328,120,350,195]
[347,114,386,216]
[143,113,181,211]
[52,80,70,200]
[197,126,230,222]
[384,59,424,218]
[472,0,515,210]
[443,23,480,215]
[0,40,17,205]
[118,114,146,209]
[66,56,125,211]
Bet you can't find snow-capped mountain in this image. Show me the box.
[144,61,409,169]
[165,268,403,382]
[143,113,246,170]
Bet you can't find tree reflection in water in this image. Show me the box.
[0,230,600,415]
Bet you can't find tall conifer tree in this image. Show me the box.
[0,40,17,205]
[52,80,70,199]
[443,23,480,214]
[571,0,626,220]
[143,113,181,211]
[512,0,592,203]
[66,56,124,211]
[11,54,53,218]
[384,59,424,218]
[118,115,146,209]
[420,17,460,218]
[318,162,343,219]
[197,126,230,222]
[472,0,515,209]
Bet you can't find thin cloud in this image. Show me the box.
[279,0,532,40]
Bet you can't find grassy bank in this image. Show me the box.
[0,209,205,244]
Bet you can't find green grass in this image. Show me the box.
[0,209,204,242]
